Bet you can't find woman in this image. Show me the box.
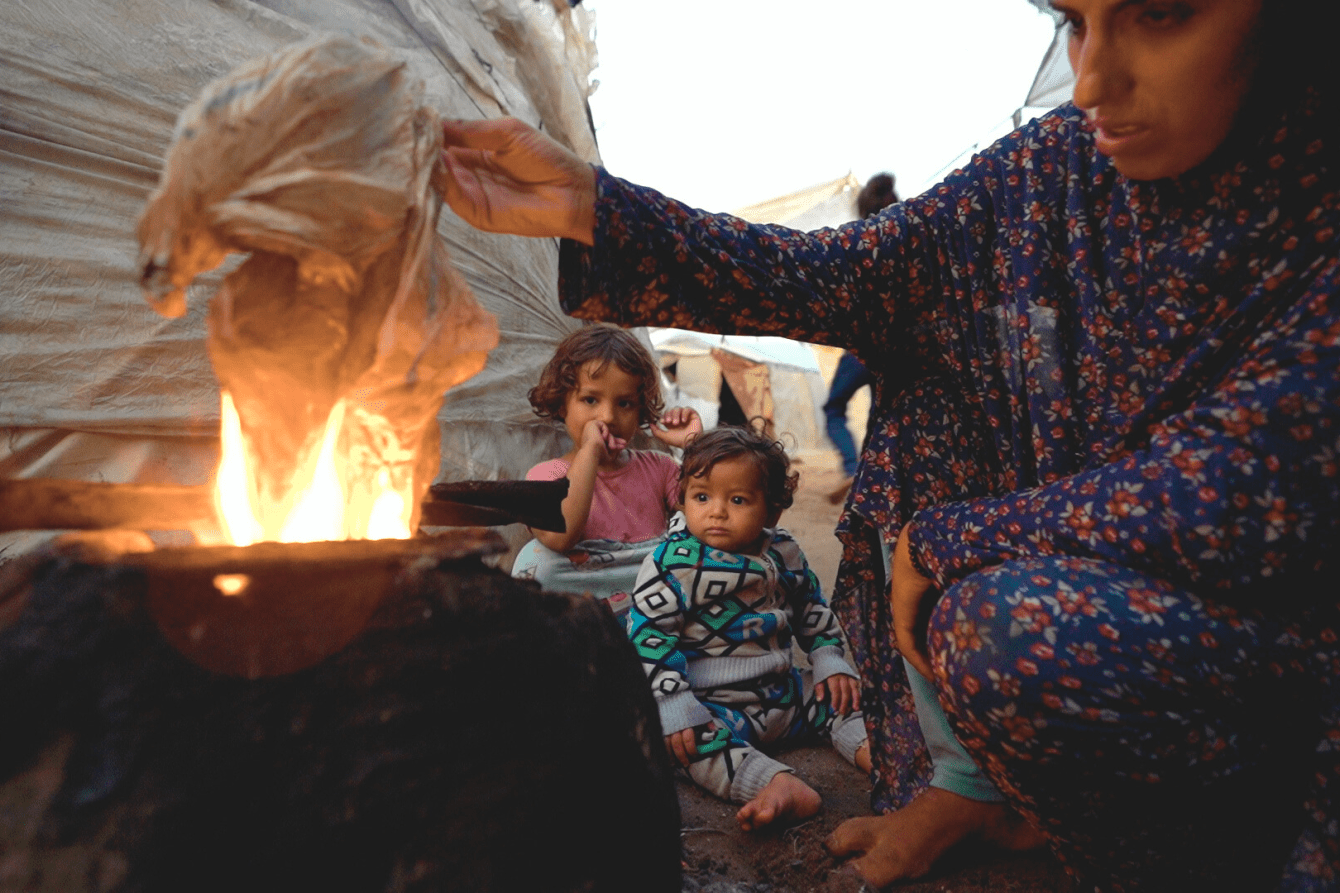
[441,0,1340,888]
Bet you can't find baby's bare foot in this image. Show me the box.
[854,742,872,774]
[825,787,1045,886]
[736,771,821,831]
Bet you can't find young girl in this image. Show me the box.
[512,324,700,610]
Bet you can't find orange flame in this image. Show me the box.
[214,391,413,545]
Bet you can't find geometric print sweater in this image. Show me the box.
[628,513,860,736]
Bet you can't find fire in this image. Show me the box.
[214,391,413,545]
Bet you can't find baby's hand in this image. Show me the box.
[816,673,861,716]
[650,407,703,449]
[577,419,627,460]
[664,726,699,768]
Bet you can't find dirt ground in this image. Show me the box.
[676,460,1073,893]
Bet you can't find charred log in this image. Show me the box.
[0,537,680,893]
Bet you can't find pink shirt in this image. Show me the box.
[526,449,679,543]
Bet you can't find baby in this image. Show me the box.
[627,426,870,830]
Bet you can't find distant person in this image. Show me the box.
[856,172,898,220]
[627,427,870,830]
[823,172,899,503]
[512,324,701,615]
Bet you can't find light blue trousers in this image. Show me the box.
[903,657,1004,802]
[880,538,1003,803]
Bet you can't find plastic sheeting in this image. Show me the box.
[1023,25,1074,112]
[650,329,832,464]
[731,173,861,234]
[1,0,604,553]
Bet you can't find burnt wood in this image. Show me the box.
[0,538,680,893]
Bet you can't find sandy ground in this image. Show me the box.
[676,460,1073,893]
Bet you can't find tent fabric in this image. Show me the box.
[650,328,821,374]
[1023,25,1074,112]
[650,328,833,465]
[731,173,861,233]
[711,348,777,439]
[1,0,605,553]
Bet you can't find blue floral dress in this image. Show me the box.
[558,94,1340,890]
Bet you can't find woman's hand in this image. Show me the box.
[890,522,937,681]
[439,117,597,244]
[816,673,861,716]
[650,407,703,449]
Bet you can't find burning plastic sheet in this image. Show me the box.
[136,36,499,543]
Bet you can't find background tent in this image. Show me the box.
[0,0,605,558]
[651,328,835,466]
[1015,4,1074,128]
[732,173,861,233]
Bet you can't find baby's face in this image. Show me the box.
[681,456,778,554]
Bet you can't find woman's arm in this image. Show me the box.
[556,169,930,360]
[442,114,1073,368]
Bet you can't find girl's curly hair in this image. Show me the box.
[677,426,799,515]
[528,324,664,427]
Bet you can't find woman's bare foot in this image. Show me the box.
[824,787,1046,887]
[737,771,822,831]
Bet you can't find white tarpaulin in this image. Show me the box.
[1,0,603,554]
[1021,25,1075,119]
[731,174,861,234]
[650,328,833,464]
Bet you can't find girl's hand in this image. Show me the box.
[664,727,699,768]
[816,673,861,716]
[650,407,703,449]
[439,117,597,244]
[890,522,937,680]
[577,419,626,462]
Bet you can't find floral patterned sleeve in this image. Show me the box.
[909,256,1340,596]
[556,161,1006,364]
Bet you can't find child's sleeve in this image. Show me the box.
[627,546,713,735]
[772,532,860,686]
[525,458,568,482]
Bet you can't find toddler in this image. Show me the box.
[628,427,870,831]
[514,324,700,610]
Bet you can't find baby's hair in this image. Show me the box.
[528,324,665,427]
[678,426,799,514]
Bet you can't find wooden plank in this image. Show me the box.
[0,479,215,533]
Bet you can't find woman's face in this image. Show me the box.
[1056,0,1262,180]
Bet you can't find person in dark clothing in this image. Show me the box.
[824,173,900,503]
